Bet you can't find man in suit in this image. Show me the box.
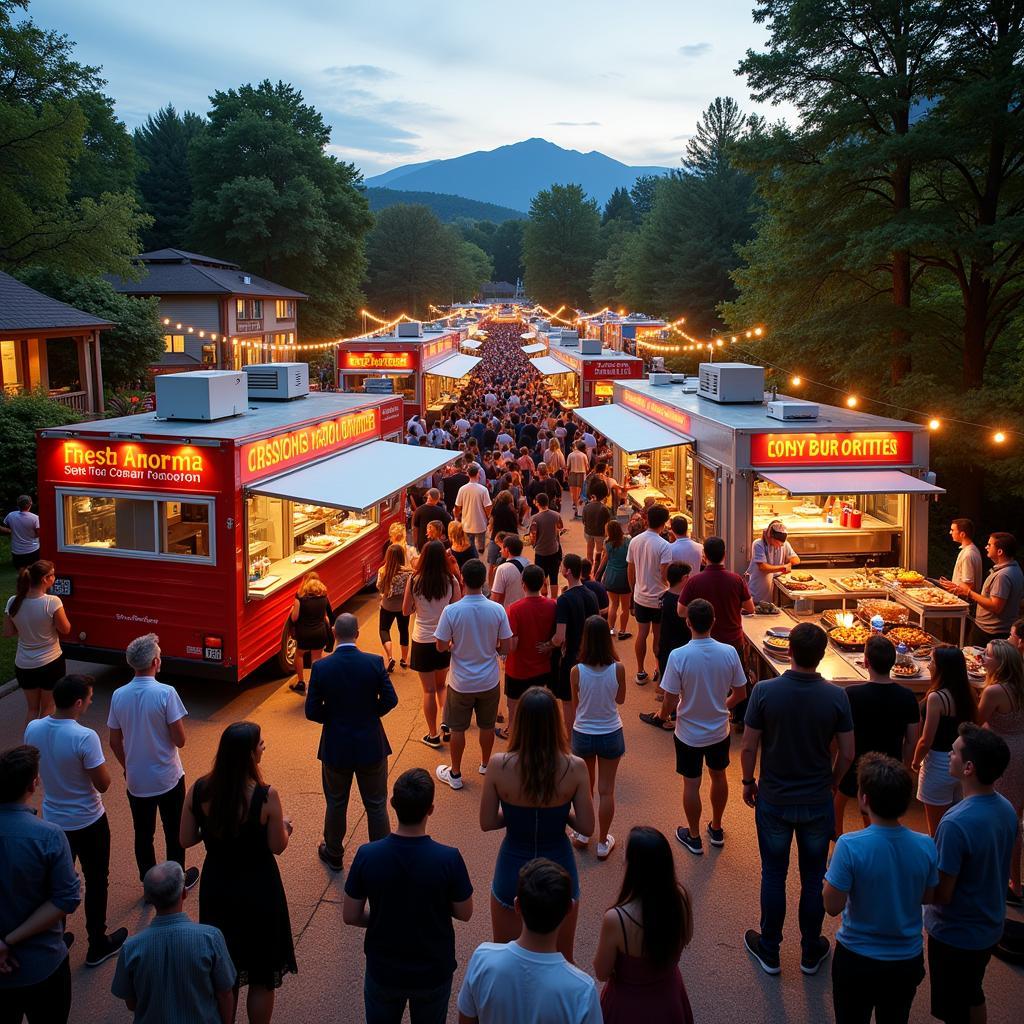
[305,612,397,871]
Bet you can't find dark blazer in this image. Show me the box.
[305,644,398,769]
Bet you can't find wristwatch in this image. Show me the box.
[741,778,756,786]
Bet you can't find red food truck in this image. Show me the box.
[337,323,479,426]
[36,372,457,682]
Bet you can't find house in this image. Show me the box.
[0,271,111,416]
[105,249,307,372]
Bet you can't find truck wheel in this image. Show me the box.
[277,626,297,674]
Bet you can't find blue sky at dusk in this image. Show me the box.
[30,0,789,176]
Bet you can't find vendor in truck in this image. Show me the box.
[746,519,800,604]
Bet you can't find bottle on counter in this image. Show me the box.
[870,614,885,636]
[895,642,915,675]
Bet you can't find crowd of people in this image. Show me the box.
[2,320,1023,1024]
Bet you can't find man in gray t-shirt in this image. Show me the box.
[949,532,1024,644]
[1,495,40,569]
[529,493,564,596]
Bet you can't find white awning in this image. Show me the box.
[423,353,481,379]
[461,339,483,350]
[522,343,546,355]
[520,331,536,339]
[247,441,459,511]
[574,404,693,453]
[530,356,572,377]
[757,469,945,495]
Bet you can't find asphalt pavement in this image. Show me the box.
[1,516,1020,1023]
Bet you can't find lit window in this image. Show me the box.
[236,298,246,318]
[163,334,185,353]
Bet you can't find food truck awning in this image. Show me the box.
[520,332,537,340]
[247,441,459,511]
[461,339,483,350]
[574,404,694,453]
[757,470,945,496]
[522,343,546,355]
[530,356,572,376]
[423,353,481,378]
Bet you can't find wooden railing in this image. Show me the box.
[49,390,90,412]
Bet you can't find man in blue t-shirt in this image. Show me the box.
[824,753,937,1024]
[741,622,855,976]
[924,724,1017,1024]
[343,768,473,1024]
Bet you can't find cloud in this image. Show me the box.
[671,133,694,140]
[678,43,711,58]
[549,121,601,127]
[323,64,397,81]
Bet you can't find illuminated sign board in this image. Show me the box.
[585,359,642,381]
[54,441,210,488]
[241,407,380,482]
[340,351,416,372]
[749,432,915,467]
[620,389,693,435]
[422,334,460,367]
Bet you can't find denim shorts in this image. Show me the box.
[571,727,625,760]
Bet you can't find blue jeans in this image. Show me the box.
[755,798,834,957]
[364,970,453,1024]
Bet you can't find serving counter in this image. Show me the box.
[743,609,867,685]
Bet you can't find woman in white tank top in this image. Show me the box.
[569,615,626,860]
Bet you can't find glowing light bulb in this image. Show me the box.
[928,418,940,431]
[846,396,858,408]
[754,327,763,336]
[994,431,1006,444]
[791,376,802,386]
[163,318,170,326]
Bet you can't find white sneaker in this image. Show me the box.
[597,835,616,859]
[569,830,590,848]
[436,765,464,790]
[478,763,488,775]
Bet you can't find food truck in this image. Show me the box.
[597,315,667,356]
[36,370,458,682]
[574,363,943,571]
[337,322,479,425]
[530,333,644,409]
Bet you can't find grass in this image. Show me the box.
[0,537,18,685]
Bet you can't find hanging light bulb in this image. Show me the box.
[791,376,802,386]
[993,431,1007,444]
[928,418,940,431]
[846,396,858,408]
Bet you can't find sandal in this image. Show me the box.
[639,712,672,730]
[494,727,509,741]
[289,681,306,694]
[386,659,396,673]
[400,659,408,669]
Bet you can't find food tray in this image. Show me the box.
[856,600,909,625]
[890,664,923,680]
[829,625,873,651]
[896,587,968,610]
[779,578,828,592]
[884,625,938,648]
[963,647,986,679]
[761,638,791,661]
[834,574,887,594]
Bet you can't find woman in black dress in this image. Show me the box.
[288,571,333,694]
[180,721,296,1024]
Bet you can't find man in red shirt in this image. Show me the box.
[678,536,754,720]
[504,564,557,726]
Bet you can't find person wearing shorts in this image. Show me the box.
[643,599,746,856]
[581,478,611,564]
[505,565,557,728]
[529,492,563,596]
[433,559,512,791]
[625,505,672,685]
[551,555,599,732]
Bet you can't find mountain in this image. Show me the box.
[364,187,524,223]
[365,138,670,212]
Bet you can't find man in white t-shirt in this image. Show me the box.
[490,534,529,609]
[454,464,492,555]
[107,633,198,891]
[651,599,746,856]
[581,431,597,455]
[625,504,672,685]
[1,494,40,569]
[457,858,601,1024]
[25,674,128,966]
[407,415,426,437]
[434,559,512,791]
[454,416,472,438]
[667,515,703,577]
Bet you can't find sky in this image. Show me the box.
[30,0,790,178]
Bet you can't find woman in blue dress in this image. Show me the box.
[480,686,595,962]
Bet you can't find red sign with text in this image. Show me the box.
[620,389,693,436]
[340,350,416,372]
[49,440,214,490]
[240,407,381,482]
[749,431,915,467]
[585,360,643,381]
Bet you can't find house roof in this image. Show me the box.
[0,271,115,332]
[105,250,308,300]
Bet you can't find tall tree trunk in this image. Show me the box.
[890,160,912,384]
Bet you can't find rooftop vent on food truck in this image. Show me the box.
[244,362,309,400]
[581,337,602,355]
[648,372,673,386]
[155,370,248,421]
[697,362,765,404]
[558,330,579,347]
[767,399,820,421]
[397,321,423,338]
[423,323,445,333]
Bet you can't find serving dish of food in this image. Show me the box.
[856,600,909,625]
[781,579,827,592]
[891,662,922,680]
[301,534,341,552]
[963,647,986,679]
[885,625,936,648]
[890,569,927,588]
[792,504,822,517]
[829,624,873,650]
[898,587,966,608]
[820,609,842,630]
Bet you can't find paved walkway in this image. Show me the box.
[2,516,1021,1023]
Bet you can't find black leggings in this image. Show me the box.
[379,607,410,647]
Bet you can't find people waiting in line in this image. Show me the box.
[376,544,412,674]
[626,503,672,686]
[288,571,334,695]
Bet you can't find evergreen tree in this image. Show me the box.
[523,184,601,308]
[489,218,525,284]
[134,105,205,250]
[602,186,636,225]
[629,175,661,219]
[188,80,372,336]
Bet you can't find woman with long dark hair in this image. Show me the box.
[480,686,594,961]
[403,540,460,748]
[3,559,70,727]
[912,646,978,835]
[180,722,296,1024]
[595,520,632,641]
[376,543,412,673]
[486,489,519,587]
[594,826,694,1023]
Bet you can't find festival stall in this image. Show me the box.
[36,371,457,681]
[530,333,643,409]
